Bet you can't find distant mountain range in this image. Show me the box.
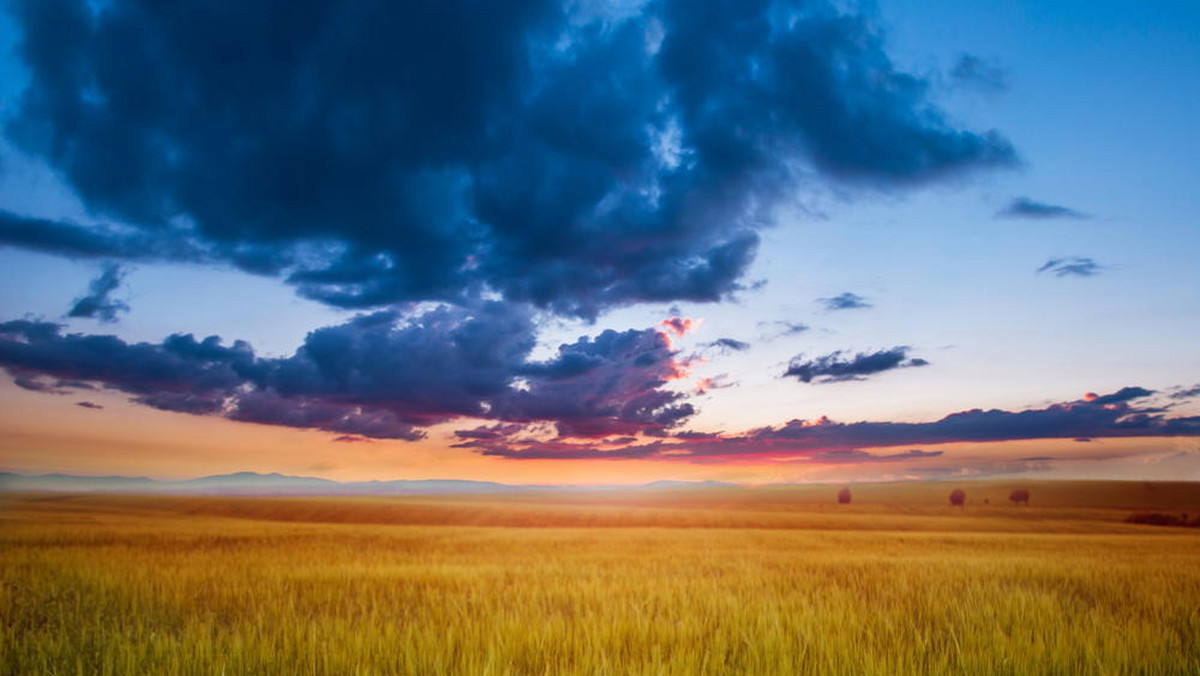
[0,471,737,496]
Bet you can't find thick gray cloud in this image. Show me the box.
[3,0,1015,318]
[0,305,695,440]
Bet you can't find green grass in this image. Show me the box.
[2,481,1198,674]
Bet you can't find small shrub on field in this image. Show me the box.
[837,488,851,504]
[949,489,966,507]
[1009,489,1030,506]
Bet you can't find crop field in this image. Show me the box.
[2,481,1198,675]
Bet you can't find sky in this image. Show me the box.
[1,0,1198,484]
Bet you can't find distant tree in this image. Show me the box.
[949,489,966,507]
[1009,489,1031,506]
[837,487,852,504]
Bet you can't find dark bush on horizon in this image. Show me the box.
[1125,513,1200,528]
[949,489,966,507]
[1009,489,1030,506]
[837,488,852,505]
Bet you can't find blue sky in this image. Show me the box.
[0,0,1197,482]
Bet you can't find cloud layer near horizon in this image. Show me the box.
[2,317,1197,463]
[0,308,696,441]
[457,386,1200,461]
[3,0,1013,317]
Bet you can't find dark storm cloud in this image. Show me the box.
[4,0,1015,318]
[67,263,129,322]
[784,347,928,384]
[950,54,1009,92]
[464,387,1200,461]
[0,305,696,440]
[74,401,103,409]
[819,292,872,310]
[496,326,695,438]
[998,197,1088,220]
[1037,256,1102,277]
[0,210,210,262]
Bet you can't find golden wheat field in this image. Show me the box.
[2,481,1198,675]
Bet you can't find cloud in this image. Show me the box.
[758,320,810,341]
[1170,384,1200,400]
[808,448,943,464]
[998,197,1088,220]
[0,210,212,263]
[694,373,737,395]
[496,325,697,437]
[1037,257,1102,277]
[784,347,928,384]
[74,400,103,409]
[3,0,1014,318]
[705,338,751,352]
[454,423,530,441]
[1084,387,1154,405]
[660,317,699,338]
[0,305,697,440]
[950,54,1009,92]
[819,292,872,311]
[464,387,1200,461]
[67,263,129,322]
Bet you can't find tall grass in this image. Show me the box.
[2,484,1198,674]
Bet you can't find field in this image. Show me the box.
[2,481,1198,675]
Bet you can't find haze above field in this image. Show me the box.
[0,0,1198,484]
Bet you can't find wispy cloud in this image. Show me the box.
[704,338,751,353]
[998,197,1088,220]
[1037,256,1102,277]
[1170,384,1200,400]
[950,54,1009,92]
[758,321,810,341]
[67,263,129,323]
[818,292,872,311]
[784,347,928,384]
